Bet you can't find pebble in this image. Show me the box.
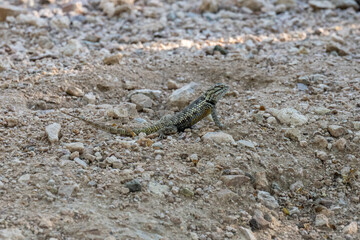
[17,13,47,27]
[237,140,256,149]
[352,121,360,130]
[66,86,84,97]
[330,0,359,9]
[65,142,85,153]
[257,191,279,209]
[58,184,77,197]
[328,125,345,137]
[326,42,349,56]
[290,180,304,192]
[148,181,170,196]
[168,82,199,108]
[125,179,142,192]
[275,0,296,8]
[254,172,269,190]
[50,16,70,30]
[45,123,61,143]
[0,228,25,240]
[309,0,335,9]
[69,151,79,160]
[315,214,329,228]
[202,132,235,145]
[62,39,82,56]
[250,211,270,230]
[238,227,256,240]
[18,174,31,183]
[84,92,96,104]
[190,232,199,240]
[107,108,128,120]
[167,79,179,90]
[269,108,308,126]
[313,135,328,148]
[334,138,346,151]
[221,175,251,187]
[130,93,154,111]
[0,180,4,189]
[266,116,277,124]
[103,53,123,65]
[343,221,358,234]
[0,5,25,21]
[74,158,87,168]
[179,187,194,198]
[129,89,162,100]
[316,151,328,161]
[198,0,219,13]
[284,128,301,141]
[314,107,331,115]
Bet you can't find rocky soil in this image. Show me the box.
[1,0,360,239]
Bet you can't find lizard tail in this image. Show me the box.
[60,110,134,136]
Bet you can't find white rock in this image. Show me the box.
[18,174,30,183]
[45,123,61,143]
[238,227,256,240]
[269,108,308,126]
[0,180,4,188]
[315,214,329,228]
[17,13,47,27]
[238,0,273,11]
[352,121,360,130]
[74,158,87,168]
[84,92,96,104]
[237,140,256,149]
[168,82,199,108]
[309,0,335,9]
[58,184,77,197]
[50,16,70,30]
[129,89,162,100]
[328,125,345,137]
[107,108,128,119]
[0,228,25,240]
[62,39,82,56]
[130,93,154,111]
[202,132,235,145]
[290,180,304,192]
[275,0,296,8]
[343,221,358,234]
[284,128,301,141]
[148,181,170,196]
[314,107,331,115]
[329,0,359,9]
[65,142,85,153]
[257,191,279,209]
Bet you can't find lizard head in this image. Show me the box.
[204,83,229,103]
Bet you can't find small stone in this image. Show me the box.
[103,53,123,65]
[353,121,360,130]
[45,123,61,144]
[314,107,331,115]
[309,0,335,9]
[130,93,154,111]
[330,0,359,9]
[0,180,4,189]
[238,227,256,240]
[238,0,273,12]
[202,132,235,145]
[237,140,256,149]
[216,189,237,201]
[62,1,83,13]
[250,213,270,230]
[343,221,358,234]
[74,158,87,168]
[328,125,345,137]
[84,92,96,104]
[129,89,162,100]
[290,180,304,192]
[314,135,328,148]
[267,116,277,124]
[284,128,301,141]
[18,174,31,183]
[189,154,198,161]
[69,151,79,160]
[269,108,308,126]
[334,138,346,151]
[190,232,199,240]
[245,39,256,51]
[0,228,25,240]
[50,16,70,30]
[65,142,85,153]
[198,0,219,13]
[326,42,349,56]
[225,232,234,238]
[58,184,77,197]
[299,140,308,147]
[179,187,194,198]
[254,172,269,190]
[66,86,84,97]
[316,151,328,161]
[257,191,279,209]
[148,182,170,196]
[62,39,82,56]
[125,179,142,192]
[167,80,179,90]
[17,13,47,27]
[107,108,128,120]
[221,175,250,187]
[4,117,18,127]
[315,214,329,228]
[275,0,296,8]
[168,82,199,108]
[0,5,25,21]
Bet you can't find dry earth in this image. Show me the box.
[1,0,360,239]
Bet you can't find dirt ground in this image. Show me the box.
[1,0,360,239]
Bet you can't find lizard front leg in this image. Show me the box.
[158,125,178,139]
[211,106,225,129]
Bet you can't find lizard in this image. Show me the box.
[61,83,229,138]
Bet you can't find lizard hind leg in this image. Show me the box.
[158,125,178,139]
